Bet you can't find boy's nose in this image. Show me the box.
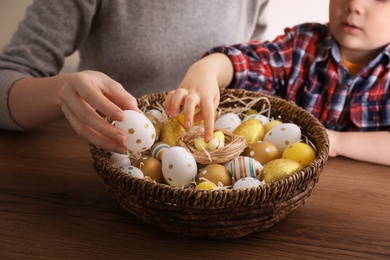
[344,0,364,15]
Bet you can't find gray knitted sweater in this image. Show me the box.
[0,0,268,130]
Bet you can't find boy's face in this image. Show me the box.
[329,0,390,62]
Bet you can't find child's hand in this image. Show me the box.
[165,53,234,142]
[58,70,140,153]
[164,65,220,142]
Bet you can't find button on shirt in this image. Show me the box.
[207,23,390,131]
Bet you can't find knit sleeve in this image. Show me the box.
[0,0,98,130]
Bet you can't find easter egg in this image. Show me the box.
[113,110,156,153]
[134,156,163,182]
[194,137,208,151]
[207,137,224,151]
[159,118,186,146]
[243,114,270,126]
[213,131,225,142]
[233,177,264,190]
[263,123,301,153]
[233,118,265,144]
[197,164,232,186]
[261,158,303,184]
[214,113,241,132]
[224,156,263,181]
[242,141,280,165]
[145,109,165,125]
[103,150,131,168]
[265,119,283,133]
[145,114,161,141]
[282,142,316,167]
[245,109,258,116]
[196,181,217,190]
[150,142,170,161]
[161,146,197,187]
[120,165,144,178]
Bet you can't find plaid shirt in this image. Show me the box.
[208,23,390,131]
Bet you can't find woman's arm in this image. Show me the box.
[327,129,390,166]
[8,71,139,154]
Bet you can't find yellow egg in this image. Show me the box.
[282,142,316,167]
[242,141,280,165]
[159,118,186,146]
[261,158,303,184]
[265,119,283,133]
[213,131,225,142]
[196,181,217,190]
[194,137,208,151]
[245,109,258,116]
[133,156,163,183]
[233,118,265,144]
[197,164,232,186]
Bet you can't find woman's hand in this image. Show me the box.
[9,70,139,153]
[58,71,140,153]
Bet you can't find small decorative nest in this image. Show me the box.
[90,89,329,239]
[178,128,247,165]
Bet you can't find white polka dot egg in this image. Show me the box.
[263,123,301,153]
[161,146,197,187]
[113,110,156,153]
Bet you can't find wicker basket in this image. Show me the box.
[90,89,329,239]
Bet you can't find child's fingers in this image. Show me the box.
[182,93,200,129]
[164,89,189,117]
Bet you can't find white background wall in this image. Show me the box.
[0,0,330,69]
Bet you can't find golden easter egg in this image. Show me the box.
[159,118,186,146]
[233,118,265,144]
[133,156,163,183]
[243,141,280,165]
[197,164,232,186]
[261,158,303,184]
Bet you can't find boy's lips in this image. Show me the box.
[342,21,362,30]
[341,20,362,33]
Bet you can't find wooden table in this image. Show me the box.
[1,118,389,259]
